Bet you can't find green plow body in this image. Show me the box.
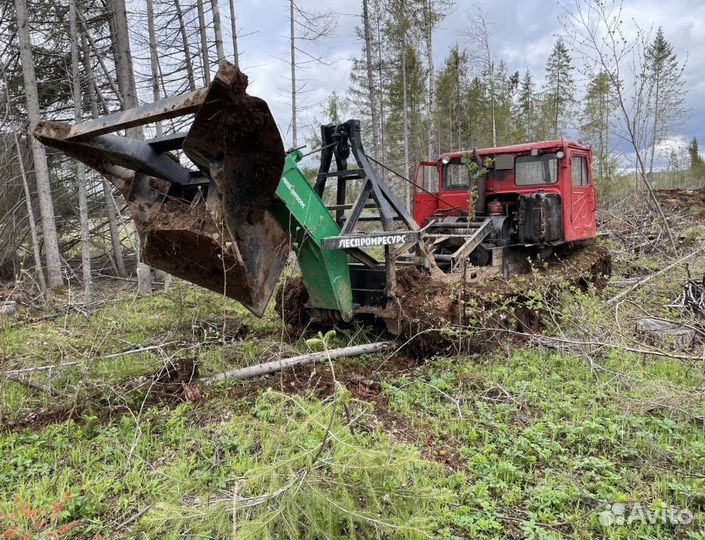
[271,151,353,321]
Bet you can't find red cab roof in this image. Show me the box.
[439,139,591,161]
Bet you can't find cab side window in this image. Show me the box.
[571,155,589,186]
[422,165,439,192]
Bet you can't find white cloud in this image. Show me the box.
[129,0,705,150]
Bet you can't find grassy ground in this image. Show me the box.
[1,269,704,539]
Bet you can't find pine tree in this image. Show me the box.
[542,37,575,138]
[465,76,486,148]
[383,0,425,204]
[645,27,686,176]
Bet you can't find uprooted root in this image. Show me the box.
[275,275,310,330]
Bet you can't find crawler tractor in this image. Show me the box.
[35,62,598,330]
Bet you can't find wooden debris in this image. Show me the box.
[202,342,395,385]
[607,246,705,305]
[667,274,705,318]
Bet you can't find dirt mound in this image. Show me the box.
[395,244,612,355]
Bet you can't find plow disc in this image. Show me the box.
[35,62,289,316]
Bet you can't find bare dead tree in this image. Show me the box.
[146,0,163,136]
[80,27,127,278]
[13,133,46,292]
[107,0,154,290]
[210,0,225,63]
[69,0,93,303]
[13,0,64,289]
[196,0,211,85]
[174,0,198,91]
[228,0,239,67]
[465,3,496,147]
[288,0,337,147]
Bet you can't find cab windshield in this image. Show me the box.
[515,154,558,185]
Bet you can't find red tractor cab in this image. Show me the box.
[412,140,597,270]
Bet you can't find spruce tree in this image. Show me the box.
[434,45,469,152]
[645,27,686,176]
[688,137,704,179]
[516,70,536,141]
[580,71,616,183]
[542,37,575,138]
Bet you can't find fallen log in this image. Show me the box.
[202,341,395,385]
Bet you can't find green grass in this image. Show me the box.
[385,348,704,539]
[1,279,704,539]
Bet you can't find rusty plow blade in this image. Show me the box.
[34,62,289,316]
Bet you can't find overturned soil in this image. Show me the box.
[277,244,611,357]
[656,188,705,220]
[395,244,611,355]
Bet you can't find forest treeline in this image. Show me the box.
[0,0,702,298]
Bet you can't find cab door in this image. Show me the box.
[569,151,597,239]
[413,162,440,226]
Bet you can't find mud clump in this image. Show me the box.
[395,244,612,355]
[275,275,310,330]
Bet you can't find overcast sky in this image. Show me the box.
[188,0,704,158]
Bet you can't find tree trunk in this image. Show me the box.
[14,0,64,289]
[196,0,211,85]
[402,41,410,208]
[102,182,126,276]
[80,29,127,277]
[210,0,225,63]
[174,0,197,91]
[362,0,379,161]
[648,77,660,180]
[289,0,297,147]
[203,342,394,384]
[375,1,385,172]
[146,0,163,135]
[490,62,497,146]
[228,0,239,67]
[425,0,435,160]
[13,133,46,292]
[554,72,560,138]
[108,0,153,291]
[69,0,93,304]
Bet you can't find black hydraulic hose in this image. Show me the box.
[299,141,336,158]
